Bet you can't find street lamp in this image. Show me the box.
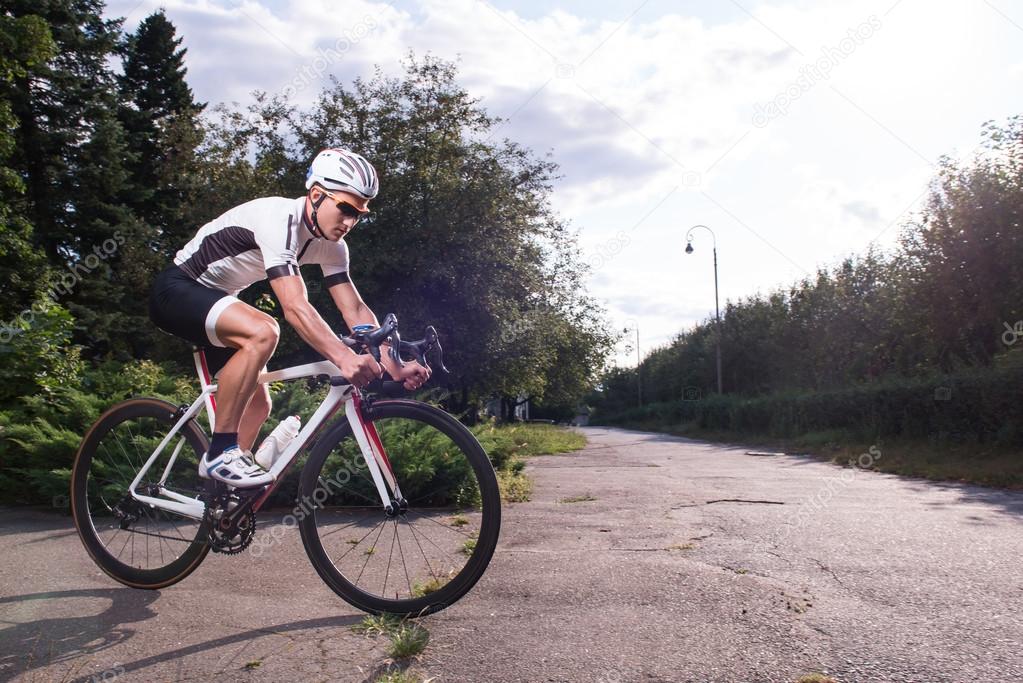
[684,224,723,394]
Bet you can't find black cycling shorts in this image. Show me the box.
[149,265,239,375]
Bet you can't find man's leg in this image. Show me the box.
[203,302,279,471]
[237,383,272,452]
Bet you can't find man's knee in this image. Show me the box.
[246,316,280,355]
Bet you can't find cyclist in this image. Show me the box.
[148,148,430,488]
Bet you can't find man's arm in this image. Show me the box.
[269,274,381,386]
[326,278,431,389]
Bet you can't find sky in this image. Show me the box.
[106,0,1023,365]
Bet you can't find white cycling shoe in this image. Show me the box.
[199,447,274,487]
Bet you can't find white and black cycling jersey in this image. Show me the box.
[173,196,350,295]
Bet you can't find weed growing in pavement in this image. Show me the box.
[558,493,597,503]
[497,468,532,502]
[666,543,696,551]
[353,614,405,637]
[387,622,430,659]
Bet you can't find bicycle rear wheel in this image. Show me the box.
[298,399,501,617]
[71,398,212,589]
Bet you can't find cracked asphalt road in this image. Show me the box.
[2,426,1022,682]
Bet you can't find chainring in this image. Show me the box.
[205,491,257,555]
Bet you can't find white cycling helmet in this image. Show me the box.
[305,148,379,199]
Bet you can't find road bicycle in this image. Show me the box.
[70,315,501,617]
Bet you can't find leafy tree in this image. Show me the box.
[6,0,123,263]
[593,115,1023,415]
[0,13,54,322]
[193,55,615,413]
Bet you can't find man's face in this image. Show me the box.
[313,188,370,241]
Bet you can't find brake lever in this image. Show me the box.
[425,326,449,373]
[386,327,402,364]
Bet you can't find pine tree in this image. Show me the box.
[6,0,124,263]
[0,13,55,322]
[118,10,205,260]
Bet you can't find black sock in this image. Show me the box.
[209,432,239,459]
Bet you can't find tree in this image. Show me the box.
[192,54,615,412]
[0,13,54,322]
[6,0,124,263]
[593,115,1023,414]
[118,10,206,260]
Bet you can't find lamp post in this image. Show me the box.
[635,325,642,407]
[685,224,723,394]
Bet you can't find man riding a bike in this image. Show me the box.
[149,148,430,489]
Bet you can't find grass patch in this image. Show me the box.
[460,536,477,556]
[352,614,405,637]
[353,614,431,661]
[449,514,469,527]
[473,421,586,468]
[374,670,433,683]
[795,674,837,683]
[411,575,450,597]
[497,468,533,502]
[387,622,430,659]
[666,543,696,551]
[558,493,597,503]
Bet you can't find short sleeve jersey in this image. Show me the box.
[173,196,350,295]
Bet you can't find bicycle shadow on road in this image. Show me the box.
[0,587,158,683]
[63,614,367,683]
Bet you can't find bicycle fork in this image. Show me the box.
[347,392,405,515]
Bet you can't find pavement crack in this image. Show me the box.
[673,499,786,508]
[811,557,846,587]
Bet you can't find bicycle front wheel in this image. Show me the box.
[71,398,212,589]
[298,399,501,617]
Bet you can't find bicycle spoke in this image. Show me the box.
[395,518,413,598]
[332,520,383,566]
[307,407,498,614]
[400,516,439,584]
[317,518,366,540]
[383,521,397,598]
[354,520,389,586]
[404,509,479,539]
[77,403,208,576]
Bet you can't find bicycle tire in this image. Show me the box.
[298,399,501,617]
[71,397,212,589]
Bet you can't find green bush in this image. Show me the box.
[0,359,195,505]
[594,364,1023,446]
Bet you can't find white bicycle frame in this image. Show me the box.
[126,350,402,521]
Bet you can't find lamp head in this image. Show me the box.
[685,241,694,254]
